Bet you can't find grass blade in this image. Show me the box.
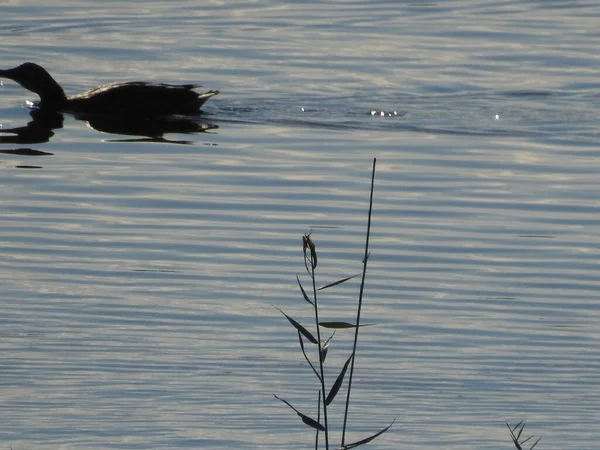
[276,307,318,345]
[274,394,325,432]
[507,421,523,450]
[325,354,353,406]
[298,331,321,381]
[529,437,542,450]
[340,418,395,449]
[297,275,314,306]
[317,274,359,291]
[506,421,542,450]
[320,331,335,363]
[319,321,374,329]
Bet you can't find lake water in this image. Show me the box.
[1,1,600,449]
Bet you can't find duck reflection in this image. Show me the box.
[0,109,62,145]
[0,107,218,147]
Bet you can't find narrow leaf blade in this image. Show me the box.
[320,330,335,363]
[325,354,353,406]
[317,274,359,291]
[340,419,395,450]
[506,421,541,450]
[297,330,306,352]
[277,307,318,345]
[300,414,325,432]
[274,394,325,432]
[530,437,542,450]
[299,331,321,381]
[319,321,375,329]
[297,275,314,306]
[506,422,522,450]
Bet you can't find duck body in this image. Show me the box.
[0,62,219,117]
[67,81,219,117]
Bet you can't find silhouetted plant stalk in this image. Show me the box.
[341,157,376,447]
[273,159,546,449]
[507,420,542,450]
[274,158,394,450]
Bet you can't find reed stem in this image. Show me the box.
[341,157,376,446]
[308,243,329,449]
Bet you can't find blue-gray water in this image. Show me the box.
[2,1,600,449]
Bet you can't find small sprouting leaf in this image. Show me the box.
[276,307,318,344]
[325,354,353,406]
[320,330,335,363]
[339,418,396,449]
[298,331,321,381]
[317,274,359,291]
[319,321,375,329]
[297,330,305,351]
[297,275,314,306]
[274,394,325,432]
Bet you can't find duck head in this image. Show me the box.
[0,62,67,106]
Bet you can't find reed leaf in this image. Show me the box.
[276,307,318,345]
[274,394,326,432]
[317,274,359,291]
[298,330,306,354]
[297,275,314,306]
[319,321,374,329]
[320,331,336,363]
[298,331,321,381]
[339,418,395,450]
[506,421,542,450]
[325,354,353,406]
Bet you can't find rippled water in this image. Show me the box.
[2,1,600,449]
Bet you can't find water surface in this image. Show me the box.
[2,1,600,449]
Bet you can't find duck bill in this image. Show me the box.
[0,68,17,80]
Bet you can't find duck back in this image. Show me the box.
[66,82,219,116]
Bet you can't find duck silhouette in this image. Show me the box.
[0,62,219,117]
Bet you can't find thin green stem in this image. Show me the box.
[310,254,329,450]
[315,391,321,450]
[341,158,376,446]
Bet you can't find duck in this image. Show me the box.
[0,62,219,117]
